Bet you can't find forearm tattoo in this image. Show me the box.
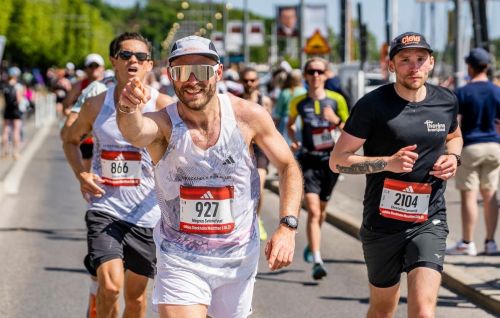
[336,159,387,174]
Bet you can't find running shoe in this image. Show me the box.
[258,217,268,241]
[485,240,498,255]
[446,241,477,256]
[312,263,327,280]
[303,245,313,263]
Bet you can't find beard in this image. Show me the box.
[174,81,216,111]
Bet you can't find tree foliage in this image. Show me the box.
[3,0,114,69]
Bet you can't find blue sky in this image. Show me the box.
[105,0,500,51]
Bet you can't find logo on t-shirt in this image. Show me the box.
[424,120,445,132]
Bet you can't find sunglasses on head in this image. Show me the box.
[305,69,325,76]
[116,50,151,62]
[169,64,220,82]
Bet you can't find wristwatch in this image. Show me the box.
[447,153,462,166]
[279,215,299,230]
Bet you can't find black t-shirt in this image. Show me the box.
[344,83,459,233]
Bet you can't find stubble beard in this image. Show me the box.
[174,82,216,111]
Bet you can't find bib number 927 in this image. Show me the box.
[196,201,219,218]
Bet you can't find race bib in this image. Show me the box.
[179,185,235,234]
[379,178,431,222]
[100,150,142,186]
[312,127,335,150]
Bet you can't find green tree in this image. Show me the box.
[0,0,14,36]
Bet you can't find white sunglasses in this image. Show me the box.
[169,64,220,82]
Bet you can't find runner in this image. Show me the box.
[62,32,173,317]
[63,53,105,172]
[286,57,349,280]
[116,35,303,318]
[240,66,273,241]
[330,32,463,317]
[60,40,117,318]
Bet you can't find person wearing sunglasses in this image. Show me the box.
[62,32,173,318]
[116,35,303,318]
[287,57,349,280]
[239,66,273,242]
[330,32,462,318]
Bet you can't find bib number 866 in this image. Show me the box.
[111,162,129,174]
[196,202,219,218]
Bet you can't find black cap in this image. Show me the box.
[389,32,433,60]
[465,47,491,67]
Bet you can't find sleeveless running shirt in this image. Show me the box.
[154,94,260,262]
[89,85,161,228]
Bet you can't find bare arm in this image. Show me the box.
[61,97,105,199]
[329,131,419,175]
[62,82,81,112]
[116,78,165,148]
[249,102,303,271]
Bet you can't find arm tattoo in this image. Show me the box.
[336,159,387,174]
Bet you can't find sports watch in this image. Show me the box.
[447,152,462,167]
[279,215,299,230]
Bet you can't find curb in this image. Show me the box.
[265,179,500,315]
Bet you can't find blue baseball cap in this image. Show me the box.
[465,48,491,66]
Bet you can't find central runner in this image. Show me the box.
[116,35,303,318]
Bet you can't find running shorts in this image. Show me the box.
[85,210,156,278]
[80,142,93,160]
[298,153,339,202]
[359,218,448,288]
[152,227,259,317]
[253,144,269,171]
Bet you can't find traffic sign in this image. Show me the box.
[303,30,330,55]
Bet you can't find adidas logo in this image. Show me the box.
[222,155,235,165]
[115,153,125,160]
[402,186,414,193]
[201,191,214,199]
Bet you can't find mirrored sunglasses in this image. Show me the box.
[117,50,150,62]
[169,64,220,82]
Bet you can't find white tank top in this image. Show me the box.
[154,94,260,262]
[89,85,161,228]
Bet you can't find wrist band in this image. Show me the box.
[117,104,138,114]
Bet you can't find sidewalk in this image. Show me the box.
[266,172,500,315]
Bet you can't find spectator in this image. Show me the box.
[1,67,25,159]
[447,48,500,256]
[273,69,306,140]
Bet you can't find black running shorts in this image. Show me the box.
[359,218,448,288]
[80,143,93,160]
[253,144,270,171]
[85,210,157,278]
[298,153,339,202]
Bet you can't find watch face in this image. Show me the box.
[287,217,298,227]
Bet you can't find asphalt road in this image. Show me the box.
[0,127,495,317]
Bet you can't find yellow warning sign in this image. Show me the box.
[304,30,330,55]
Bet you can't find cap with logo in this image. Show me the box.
[465,47,491,67]
[84,53,105,67]
[168,36,220,64]
[389,32,433,60]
